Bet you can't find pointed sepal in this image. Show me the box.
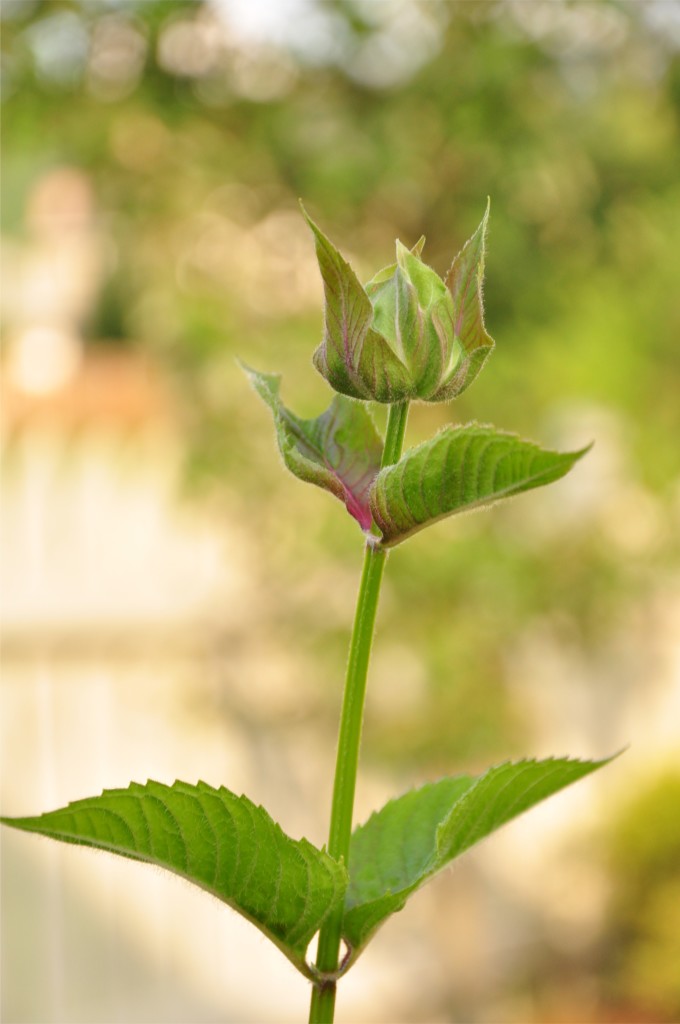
[434,199,494,401]
[366,240,456,401]
[302,204,411,404]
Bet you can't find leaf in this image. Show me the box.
[301,204,412,404]
[242,363,383,531]
[370,423,589,547]
[1,780,347,979]
[343,757,611,956]
[433,200,494,401]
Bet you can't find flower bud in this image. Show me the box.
[304,201,494,404]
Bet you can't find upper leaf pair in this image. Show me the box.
[243,364,587,546]
[304,202,493,404]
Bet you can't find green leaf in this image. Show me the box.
[242,363,383,531]
[2,781,347,979]
[343,757,611,956]
[370,423,589,547]
[301,204,412,404]
[433,200,494,401]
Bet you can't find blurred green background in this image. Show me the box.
[1,1,679,1022]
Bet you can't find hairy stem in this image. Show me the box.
[309,401,409,1024]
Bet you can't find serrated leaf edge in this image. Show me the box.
[370,423,591,547]
[341,755,614,963]
[2,779,348,981]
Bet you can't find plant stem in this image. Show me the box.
[309,401,409,1024]
[380,398,409,469]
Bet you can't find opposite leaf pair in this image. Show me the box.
[244,365,587,545]
[1,757,609,981]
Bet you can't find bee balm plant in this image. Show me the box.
[2,201,609,1024]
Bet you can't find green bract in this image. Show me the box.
[304,200,494,404]
[241,363,383,532]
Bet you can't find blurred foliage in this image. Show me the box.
[601,772,680,1020]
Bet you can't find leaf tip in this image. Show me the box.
[235,356,255,379]
[565,440,594,470]
[299,199,321,241]
[239,361,282,401]
[412,234,426,257]
[395,238,409,260]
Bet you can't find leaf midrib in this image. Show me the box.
[376,458,572,547]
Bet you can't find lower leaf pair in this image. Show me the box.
[2,756,609,978]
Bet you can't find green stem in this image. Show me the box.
[309,401,409,1024]
[380,399,409,469]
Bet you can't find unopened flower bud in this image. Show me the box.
[304,201,494,404]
